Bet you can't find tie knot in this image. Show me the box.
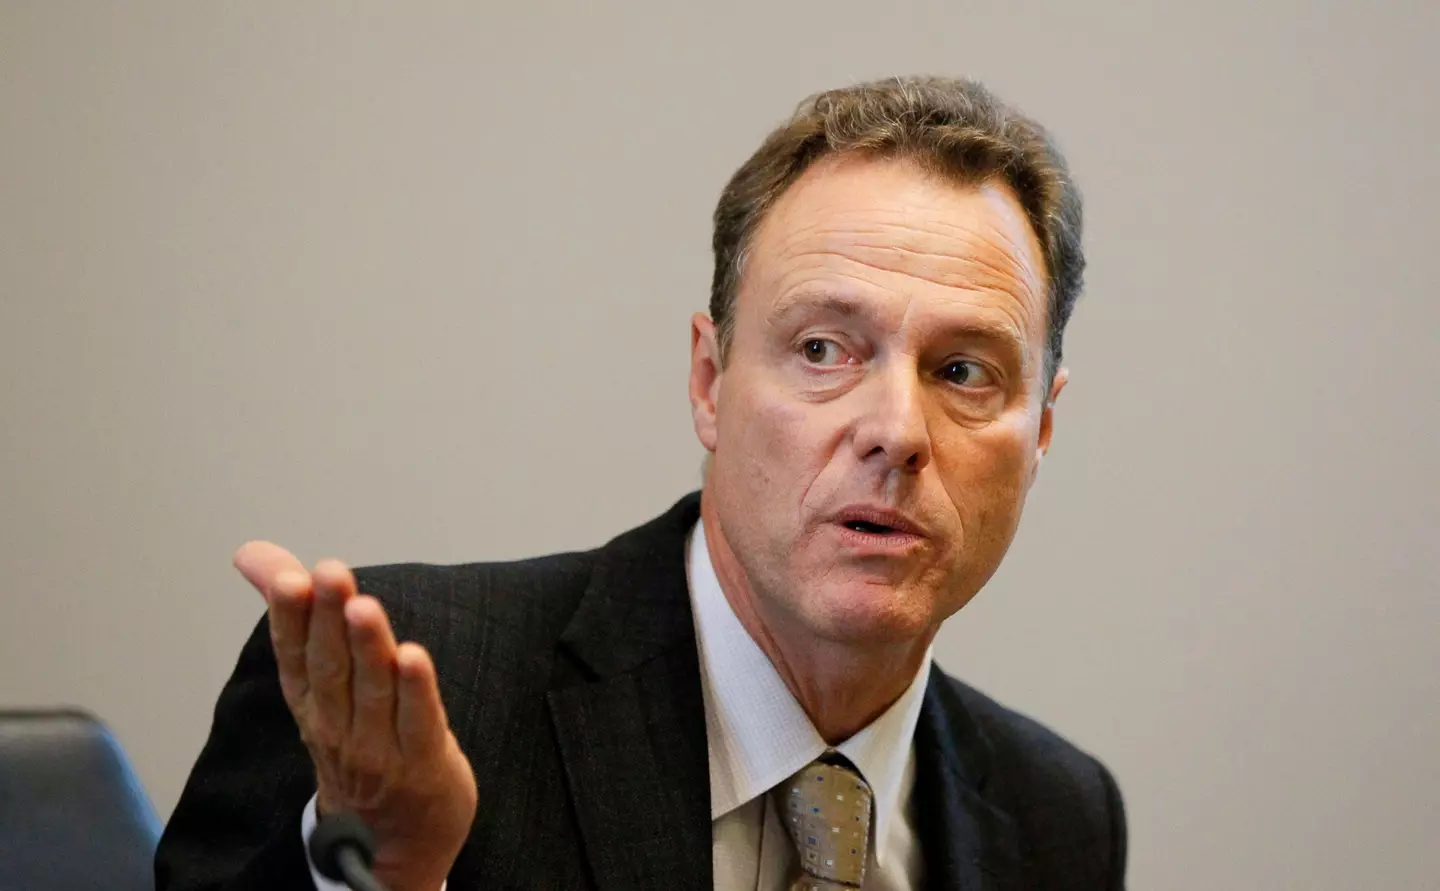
[774,756,873,888]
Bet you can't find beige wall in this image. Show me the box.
[3,2,1437,887]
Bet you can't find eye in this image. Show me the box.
[800,338,848,366]
[939,358,994,388]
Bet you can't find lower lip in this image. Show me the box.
[830,523,927,554]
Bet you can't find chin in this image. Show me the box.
[792,578,937,646]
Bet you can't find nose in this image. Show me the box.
[851,359,932,473]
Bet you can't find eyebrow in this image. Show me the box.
[769,291,866,325]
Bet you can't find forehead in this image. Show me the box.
[739,155,1049,347]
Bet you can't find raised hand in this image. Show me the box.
[233,542,477,891]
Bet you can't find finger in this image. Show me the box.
[268,570,314,708]
[345,595,399,758]
[233,541,308,601]
[231,541,313,710]
[306,558,358,739]
[395,643,448,760]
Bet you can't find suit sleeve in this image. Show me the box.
[155,613,318,891]
[1098,759,1128,890]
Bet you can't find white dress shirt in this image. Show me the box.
[303,520,933,890]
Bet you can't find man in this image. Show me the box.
[157,76,1127,890]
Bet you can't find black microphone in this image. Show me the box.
[308,812,391,891]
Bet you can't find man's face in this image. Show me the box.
[690,155,1066,646]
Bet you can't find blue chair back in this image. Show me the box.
[0,709,161,891]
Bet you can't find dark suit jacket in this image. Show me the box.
[157,493,1127,890]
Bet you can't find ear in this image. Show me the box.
[1032,366,1069,481]
[689,313,723,452]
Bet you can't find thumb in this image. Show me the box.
[233,540,309,599]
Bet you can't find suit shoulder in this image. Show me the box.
[932,670,1127,883]
[350,548,597,644]
[936,670,1120,810]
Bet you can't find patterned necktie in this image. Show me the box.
[774,754,874,889]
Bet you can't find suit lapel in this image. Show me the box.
[548,649,710,891]
[547,494,712,891]
[912,666,1022,890]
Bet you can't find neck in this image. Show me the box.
[700,497,934,744]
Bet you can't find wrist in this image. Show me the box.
[376,866,449,891]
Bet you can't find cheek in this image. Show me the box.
[718,372,829,486]
[935,415,1037,533]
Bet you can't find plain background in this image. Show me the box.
[3,2,1437,887]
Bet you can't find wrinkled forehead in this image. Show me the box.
[738,155,1050,350]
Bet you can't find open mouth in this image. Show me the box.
[844,520,896,534]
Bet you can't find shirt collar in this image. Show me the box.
[687,520,933,865]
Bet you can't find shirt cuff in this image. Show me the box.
[301,794,449,891]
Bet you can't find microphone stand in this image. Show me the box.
[308,812,392,891]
